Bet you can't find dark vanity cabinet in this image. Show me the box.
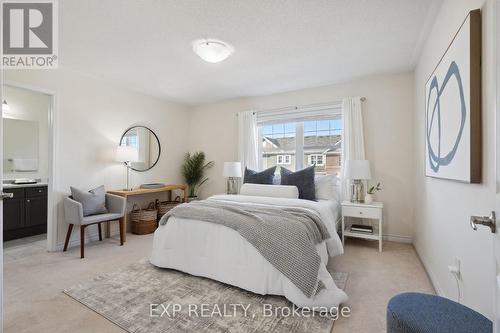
[3,186,47,241]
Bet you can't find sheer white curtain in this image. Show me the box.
[238,111,259,172]
[341,97,366,199]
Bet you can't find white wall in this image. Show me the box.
[414,0,495,318]
[188,72,415,241]
[3,86,51,180]
[4,68,190,247]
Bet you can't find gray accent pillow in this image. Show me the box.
[243,166,276,185]
[70,185,108,217]
[280,166,316,201]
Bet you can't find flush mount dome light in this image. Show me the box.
[192,39,234,63]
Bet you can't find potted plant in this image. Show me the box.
[182,152,214,202]
[366,182,381,204]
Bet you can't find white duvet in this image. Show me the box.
[150,194,348,308]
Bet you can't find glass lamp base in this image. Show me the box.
[350,180,365,203]
[226,177,239,195]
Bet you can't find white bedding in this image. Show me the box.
[150,194,348,309]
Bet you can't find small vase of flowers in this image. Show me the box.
[365,182,381,204]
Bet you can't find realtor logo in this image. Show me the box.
[2,0,58,69]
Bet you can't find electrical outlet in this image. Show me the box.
[448,258,461,280]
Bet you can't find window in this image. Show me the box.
[277,155,291,165]
[303,118,342,175]
[308,154,325,166]
[261,122,296,173]
[121,129,138,148]
[258,113,342,176]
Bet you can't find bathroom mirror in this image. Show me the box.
[4,119,39,173]
[119,126,161,172]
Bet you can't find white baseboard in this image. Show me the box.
[414,244,444,296]
[383,233,413,243]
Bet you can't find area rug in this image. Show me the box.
[64,260,348,333]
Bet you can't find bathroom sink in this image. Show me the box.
[13,179,38,185]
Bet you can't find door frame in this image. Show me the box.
[3,81,58,252]
[495,0,500,331]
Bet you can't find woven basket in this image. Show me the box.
[131,202,158,235]
[157,196,181,219]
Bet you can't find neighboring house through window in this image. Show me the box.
[277,154,291,165]
[308,154,325,166]
[256,107,342,176]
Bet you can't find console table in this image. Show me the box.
[106,184,188,241]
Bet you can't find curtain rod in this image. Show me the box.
[250,97,366,115]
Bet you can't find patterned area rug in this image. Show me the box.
[64,260,348,333]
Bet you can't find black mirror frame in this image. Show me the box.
[119,125,161,172]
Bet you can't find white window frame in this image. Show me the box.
[256,103,341,172]
[277,154,291,165]
[308,154,325,166]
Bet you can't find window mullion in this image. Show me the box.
[258,127,263,170]
[296,122,304,170]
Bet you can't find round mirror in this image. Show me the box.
[119,126,161,172]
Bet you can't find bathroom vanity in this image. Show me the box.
[2,86,51,242]
[3,183,48,241]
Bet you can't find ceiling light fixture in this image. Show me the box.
[192,39,234,63]
[2,100,9,111]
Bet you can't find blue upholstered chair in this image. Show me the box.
[387,292,492,333]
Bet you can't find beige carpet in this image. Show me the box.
[64,260,348,333]
[330,238,435,333]
[4,233,434,333]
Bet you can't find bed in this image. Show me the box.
[150,193,348,309]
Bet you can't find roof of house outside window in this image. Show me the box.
[262,135,341,156]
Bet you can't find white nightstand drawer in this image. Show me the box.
[342,206,380,219]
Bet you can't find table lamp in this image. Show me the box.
[116,145,139,191]
[223,162,242,195]
[345,159,371,203]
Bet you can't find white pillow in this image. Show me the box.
[315,175,341,202]
[240,183,299,199]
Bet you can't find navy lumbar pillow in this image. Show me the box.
[280,166,316,201]
[70,185,108,216]
[243,166,276,185]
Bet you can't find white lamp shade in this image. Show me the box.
[223,162,242,177]
[345,159,371,180]
[116,145,139,162]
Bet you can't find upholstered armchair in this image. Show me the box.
[63,193,126,258]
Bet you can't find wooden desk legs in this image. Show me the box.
[105,221,111,238]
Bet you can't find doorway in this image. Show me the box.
[2,84,56,254]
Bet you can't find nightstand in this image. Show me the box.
[341,201,384,252]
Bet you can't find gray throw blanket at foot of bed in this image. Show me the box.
[159,200,331,298]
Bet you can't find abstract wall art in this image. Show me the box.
[425,9,482,183]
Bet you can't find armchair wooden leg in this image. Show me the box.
[63,224,73,252]
[80,225,86,259]
[119,218,124,246]
[98,223,102,241]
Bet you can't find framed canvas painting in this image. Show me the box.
[425,9,481,183]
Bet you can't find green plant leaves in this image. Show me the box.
[182,152,214,197]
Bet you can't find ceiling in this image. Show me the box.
[59,0,442,106]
